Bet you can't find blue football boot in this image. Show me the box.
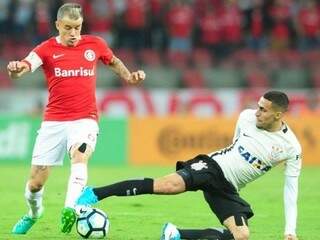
[76,187,98,206]
[160,223,181,240]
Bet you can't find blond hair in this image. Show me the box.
[57,3,83,20]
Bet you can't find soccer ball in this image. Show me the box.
[76,208,110,239]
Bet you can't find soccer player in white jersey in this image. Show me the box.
[77,91,301,240]
[7,3,145,235]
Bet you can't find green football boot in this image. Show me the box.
[60,207,77,233]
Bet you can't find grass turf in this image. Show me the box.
[0,164,319,239]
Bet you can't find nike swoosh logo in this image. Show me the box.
[243,133,252,138]
[79,208,87,214]
[53,54,64,59]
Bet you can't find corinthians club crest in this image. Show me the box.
[191,160,208,171]
[84,49,95,61]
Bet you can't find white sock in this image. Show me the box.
[64,163,87,209]
[25,182,44,218]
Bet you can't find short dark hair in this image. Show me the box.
[263,91,289,112]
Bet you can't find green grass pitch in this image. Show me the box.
[0,164,319,239]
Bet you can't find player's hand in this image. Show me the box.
[7,61,29,78]
[284,234,298,240]
[7,61,28,73]
[128,70,145,84]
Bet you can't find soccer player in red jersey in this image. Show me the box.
[7,3,145,235]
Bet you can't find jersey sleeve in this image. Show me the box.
[233,114,241,142]
[96,37,114,65]
[283,175,298,235]
[232,109,254,142]
[23,44,44,72]
[284,147,302,177]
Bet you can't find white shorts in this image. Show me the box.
[32,119,99,166]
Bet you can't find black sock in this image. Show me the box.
[178,228,234,240]
[92,178,154,200]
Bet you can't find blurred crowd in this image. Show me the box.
[0,0,319,114]
[2,0,320,55]
[1,0,320,92]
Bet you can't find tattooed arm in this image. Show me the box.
[108,56,145,84]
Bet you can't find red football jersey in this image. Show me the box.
[23,35,113,121]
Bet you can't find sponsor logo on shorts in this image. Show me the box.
[88,133,96,142]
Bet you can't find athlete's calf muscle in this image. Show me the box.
[153,173,186,194]
[29,165,50,191]
[224,216,249,240]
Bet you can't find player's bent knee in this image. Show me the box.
[224,214,249,240]
[232,228,250,240]
[70,143,93,163]
[154,173,185,194]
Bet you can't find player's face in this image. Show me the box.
[56,17,83,47]
[255,97,281,131]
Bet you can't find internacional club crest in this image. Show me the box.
[191,160,208,171]
[84,49,95,61]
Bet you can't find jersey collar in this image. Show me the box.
[55,36,82,45]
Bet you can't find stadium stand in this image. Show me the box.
[96,64,119,88]
[203,67,244,89]
[191,48,213,68]
[181,68,205,88]
[311,67,320,89]
[245,66,270,88]
[143,66,181,89]
[139,49,162,67]
[0,0,320,92]
[272,68,309,89]
[13,69,45,88]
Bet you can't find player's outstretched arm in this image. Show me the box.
[108,56,145,85]
[283,175,299,240]
[7,60,30,79]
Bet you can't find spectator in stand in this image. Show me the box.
[194,0,224,21]
[86,0,115,46]
[0,0,11,46]
[122,0,147,50]
[34,0,51,44]
[246,0,269,51]
[198,3,224,59]
[221,0,244,56]
[147,0,169,50]
[11,0,34,43]
[166,0,194,53]
[295,0,320,51]
[269,0,293,51]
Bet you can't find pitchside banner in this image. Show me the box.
[128,116,320,165]
[0,115,41,161]
[0,116,127,165]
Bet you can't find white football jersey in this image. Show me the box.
[208,109,302,191]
